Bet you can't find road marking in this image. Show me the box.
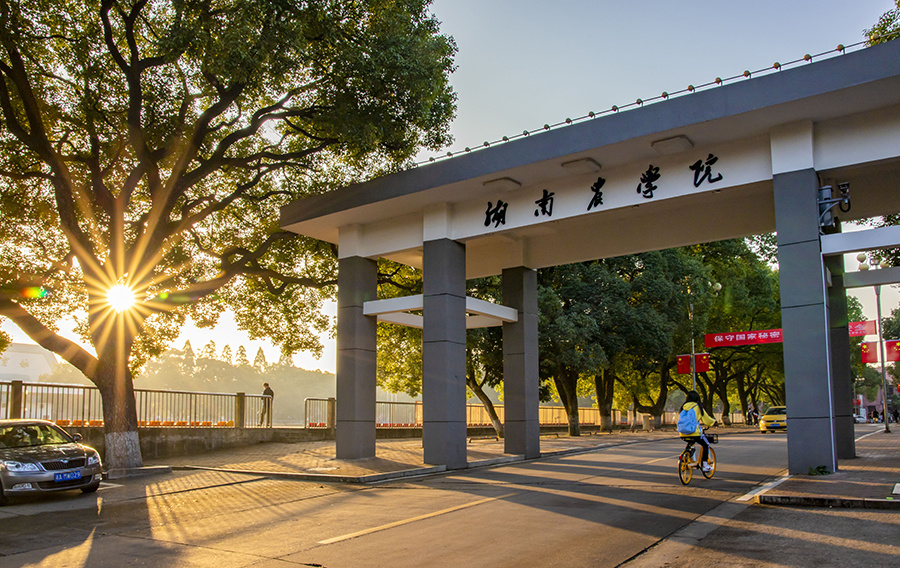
[317,492,517,545]
[736,475,790,501]
[645,454,680,464]
[855,429,884,442]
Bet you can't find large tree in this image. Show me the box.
[680,239,781,424]
[0,0,455,468]
[538,263,608,436]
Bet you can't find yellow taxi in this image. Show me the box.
[759,406,787,433]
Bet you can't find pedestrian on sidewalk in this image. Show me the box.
[259,382,274,427]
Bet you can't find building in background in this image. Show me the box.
[0,343,59,382]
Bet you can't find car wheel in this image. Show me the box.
[81,479,101,494]
[0,488,8,506]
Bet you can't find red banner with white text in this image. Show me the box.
[705,321,875,348]
[849,320,877,336]
[705,329,783,348]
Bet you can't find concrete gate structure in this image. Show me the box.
[282,40,900,475]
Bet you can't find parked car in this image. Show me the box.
[759,406,787,433]
[855,414,868,423]
[0,419,103,505]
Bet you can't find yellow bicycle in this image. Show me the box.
[678,432,718,485]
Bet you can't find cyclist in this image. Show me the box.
[679,390,716,472]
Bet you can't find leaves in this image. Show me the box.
[0,0,456,377]
[865,1,900,45]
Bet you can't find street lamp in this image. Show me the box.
[858,252,892,433]
[688,281,722,391]
[854,376,865,419]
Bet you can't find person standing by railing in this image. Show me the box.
[259,382,274,427]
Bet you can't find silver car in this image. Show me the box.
[0,419,103,505]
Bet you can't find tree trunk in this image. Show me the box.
[718,391,732,426]
[735,370,749,421]
[594,369,615,432]
[631,364,672,427]
[554,372,580,436]
[94,352,144,470]
[467,370,504,438]
[0,300,144,469]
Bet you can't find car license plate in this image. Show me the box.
[55,471,81,482]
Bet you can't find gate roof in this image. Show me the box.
[282,41,900,277]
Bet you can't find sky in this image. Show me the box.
[3,0,899,373]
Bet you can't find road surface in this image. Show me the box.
[0,433,790,567]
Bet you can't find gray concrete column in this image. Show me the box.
[824,224,855,459]
[774,168,838,474]
[422,238,467,469]
[335,255,378,459]
[502,266,540,458]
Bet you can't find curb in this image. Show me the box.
[104,465,172,480]
[755,494,900,509]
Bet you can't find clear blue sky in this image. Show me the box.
[427,0,894,158]
[3,0,897,373]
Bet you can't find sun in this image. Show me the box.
[106,284,137,313]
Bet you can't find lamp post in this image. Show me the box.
[858,253,892,433]
[854,376,864,419]
[688,280,721,391]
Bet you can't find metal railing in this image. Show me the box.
[1,381,744,430]
[377,400,419,427]
[0,381,271,428]
[303,398,750,429]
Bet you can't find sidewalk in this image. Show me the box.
[754,428,900,508]
[147,427,688,482]
[146,425,900,508]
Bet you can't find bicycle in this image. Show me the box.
[677,432,718,485]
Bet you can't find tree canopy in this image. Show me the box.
[0,0,456,468]
[866,1,900,44]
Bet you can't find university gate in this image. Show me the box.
[282,41,900,475]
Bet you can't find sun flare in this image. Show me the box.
[106,284,137,313]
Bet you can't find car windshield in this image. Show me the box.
[765,407,786,416]
[0,424,73,448]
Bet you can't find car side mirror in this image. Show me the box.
[73,433,83,442]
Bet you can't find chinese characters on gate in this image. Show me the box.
[483,154,724,227]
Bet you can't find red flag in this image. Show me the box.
[677,355,691,374]
[695,353,710,373]
[886,340,900,362]
[861,342,878,364]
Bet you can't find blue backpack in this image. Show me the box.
[677,405,699,434]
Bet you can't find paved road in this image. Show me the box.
[0,433,791,568]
